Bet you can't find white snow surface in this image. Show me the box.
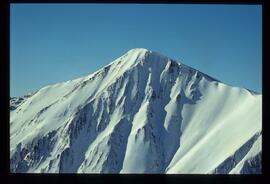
[10,48,262,174]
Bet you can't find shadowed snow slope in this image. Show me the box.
[10,48,262,174]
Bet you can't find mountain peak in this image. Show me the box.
[125,48,150,59]
[128,48,149,52]
[123,48,173,66]
[10,47,262,174]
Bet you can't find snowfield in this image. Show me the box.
[10,48,262,174]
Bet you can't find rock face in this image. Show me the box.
[10,48,262,174]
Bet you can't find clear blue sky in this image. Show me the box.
[10,4,262,97]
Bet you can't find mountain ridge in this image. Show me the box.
[10,48,261,174]
[11,48,257,99]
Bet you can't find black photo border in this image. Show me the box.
[0,0,268,183]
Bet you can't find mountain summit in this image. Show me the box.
[10,48,261,174]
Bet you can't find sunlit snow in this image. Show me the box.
[10,48,261,174]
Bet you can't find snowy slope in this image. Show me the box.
[10,48,262,174]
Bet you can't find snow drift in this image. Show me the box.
[10,48,262,174]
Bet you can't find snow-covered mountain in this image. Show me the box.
[10,48,262,174]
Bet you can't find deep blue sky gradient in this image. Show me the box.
[10,4,262,97]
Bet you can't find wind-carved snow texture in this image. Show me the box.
[212,131,261,174]
[10,48,262,174]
